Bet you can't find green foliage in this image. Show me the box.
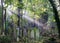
[0,36,12,43]
[1,0,59,42]
[5,0,24,9]
[17,2,24,9]
[4,0,12,5]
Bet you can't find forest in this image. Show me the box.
[0,0,60,43]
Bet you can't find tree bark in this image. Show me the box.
[4,9,7,35]
[49,0,60,38]
[1,0,4,35]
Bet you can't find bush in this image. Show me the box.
[0,36,12,43]
[43,38,57,43]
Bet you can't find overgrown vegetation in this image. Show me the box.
[0,0,60,43]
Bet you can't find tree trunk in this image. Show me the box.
[17,8,20,37]
[17,0,23,41]
[4,9,7,35]
[49,0,60,38]
[1,0,4,35]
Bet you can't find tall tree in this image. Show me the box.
[17,0,24,40]
[1,0,4,35]
[49,0,60,38]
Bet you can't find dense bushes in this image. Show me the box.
[43,38,57,43]
[0,36,12,43]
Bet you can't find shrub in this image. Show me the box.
[0,36,12,43]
